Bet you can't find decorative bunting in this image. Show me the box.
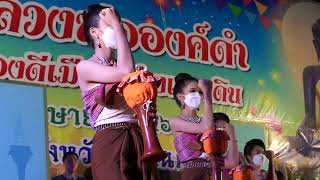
[259,15,271,28]
[254,0,268,15]
[273,19,282,32]
[243,0,252,6]
[210,0,286,30]
[228,3,242,18]
[244,10,257,24]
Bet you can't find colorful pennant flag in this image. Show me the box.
[254,0,268,15]
[228,3,242,18]
[259,15,271,28]
[273,19,282,32]
[244,10,257,24]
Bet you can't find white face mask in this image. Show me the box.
[252,153,266,167]
[101,27,117,49]
[184,92,201,109]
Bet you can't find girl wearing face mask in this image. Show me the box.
[77,4,158,180]
[170,73,238,180]
[243,139,277,180]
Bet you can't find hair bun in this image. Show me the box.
[175,73,194,83]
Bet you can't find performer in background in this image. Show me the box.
[76,4,158,180]
[169,73,239,180]
[243,139,277,180]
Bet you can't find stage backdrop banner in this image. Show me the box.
[1,0,320,179]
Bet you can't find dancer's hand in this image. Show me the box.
[224,123,236,139]
[198,79,212,98]
[99,7,121,29]
[264,150,274,161]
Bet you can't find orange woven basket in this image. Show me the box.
[202,129,229,155]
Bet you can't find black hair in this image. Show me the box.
[173,73,198,108]
[83,4,106,47]
[83,4,121,48]
[243,139,265,160]
[312,18,320,60]
[62,152,79,162]
[213,112,230,123]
